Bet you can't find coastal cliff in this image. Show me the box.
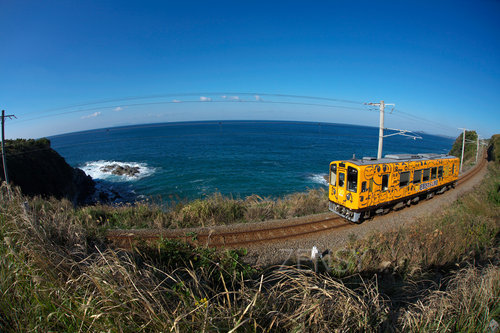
[0,138,94,204]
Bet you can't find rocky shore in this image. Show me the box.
[0,138,95,205]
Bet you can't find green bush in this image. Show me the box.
[449,130,478,163]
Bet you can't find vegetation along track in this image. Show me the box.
[107,153,488,250]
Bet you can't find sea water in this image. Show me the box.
[49,121,454,202]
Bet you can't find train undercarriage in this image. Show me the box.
[329,182,456,223]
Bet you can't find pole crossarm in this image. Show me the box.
[364,101,396,159]
[383,128,423,139]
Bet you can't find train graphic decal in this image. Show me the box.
[328,154,459,222]
[419,180,439,191]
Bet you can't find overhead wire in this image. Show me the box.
[18,92,365,117]
[390,108,460,133]
[14,99,371,124]
[8,91,466,138]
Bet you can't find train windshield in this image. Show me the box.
[330,164,337,185]
[347,166,358,192]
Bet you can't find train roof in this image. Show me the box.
[340,153,458,166]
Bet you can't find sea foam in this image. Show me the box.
[309,174,329,186]
[80,160,155,181]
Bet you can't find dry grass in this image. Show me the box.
[73,187,328,229]
[0,162,498,331]
[399,264,500,332]
[0,184,381,331]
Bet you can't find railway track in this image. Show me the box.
[107,153,488,250]
[107,214,349,249]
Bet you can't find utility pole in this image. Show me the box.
[458,128,466,173]
[1,110,16,185]
[366,100,395,159]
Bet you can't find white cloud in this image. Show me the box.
[81,112,101,119]
[113,106,123,112]
[221,95,227,99]
[200,96,212,102]
[255,95,263,101]
[229,96,240,101]
[172,99,182,103]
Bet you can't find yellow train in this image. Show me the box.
[328,154,460,222]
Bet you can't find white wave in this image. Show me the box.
[309,173,329,186]
[80,160,155,182]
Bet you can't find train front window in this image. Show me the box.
[330,164,337,186]
[339,173,345,187]
[347,166,358,192]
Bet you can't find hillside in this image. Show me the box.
[449,130,478,164]
[488,134,500,163]
[0,138,94,204]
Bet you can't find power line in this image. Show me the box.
[391,107,459,133]
[14,99,371,124]
[18,92,365,117]
[8,91,466,139]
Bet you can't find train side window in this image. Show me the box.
[339,173,345,187]
[413,170,422,184]
[330,164,337,185]
[347,166,358,192]
[399,171,410,187]
[438,166,443,178]
[431,167,437,179]
[452,164,455,175]
[361,181,367,192]
[382,174,389,191]
[422,168,430,182]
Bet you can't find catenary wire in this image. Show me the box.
[14,100,372,124]
[18,92,365,116]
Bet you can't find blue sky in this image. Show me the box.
[1,0,499,139]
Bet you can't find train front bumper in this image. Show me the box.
[329,201,361,223]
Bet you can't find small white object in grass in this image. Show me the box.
[311,246,319,260]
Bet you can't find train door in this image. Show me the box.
[329,163,337,200]
[337,163,347,202]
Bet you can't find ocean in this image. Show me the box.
[49,121,454,202]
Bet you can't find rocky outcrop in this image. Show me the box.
[101,164,140,177]
[0,138,95,205]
